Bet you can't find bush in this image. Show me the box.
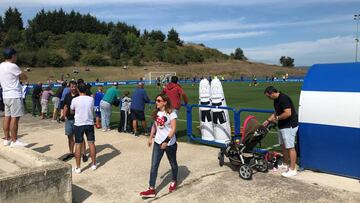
[36,48,50,67]
[81,53,109,66]
[48,53,65,67]
[132,55,142,66]
[17,51,37,67]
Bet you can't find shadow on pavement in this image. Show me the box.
[32,144,53,153]
[73,184,92,203]
[82,144,121,171]
[156,165,190,193]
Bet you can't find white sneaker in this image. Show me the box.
[102,129,107,132]
[278,164,288,171]
[281,168,297,177]
[3,139,11,146]
[10,140,28,147]
[91,163,100,170]
[72,167,81,174]
[107,128,111,132]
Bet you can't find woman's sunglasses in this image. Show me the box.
[156,99,164,103]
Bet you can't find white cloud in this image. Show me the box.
[181,31,267,41]
[229,36,356,66]
[175,15,350,33]
[1,0,359,6]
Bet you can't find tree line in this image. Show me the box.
[0,7,230,67]
[0,7,293,67]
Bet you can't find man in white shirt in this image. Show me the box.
[0,48,28,147]
[70,83,97,173]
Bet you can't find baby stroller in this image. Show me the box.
[218,115,276,180]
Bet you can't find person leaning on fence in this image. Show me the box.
[263,86,299,177]
[140,93,178,198]
[40,86,54,119]
[21,81,29,113]
[94,85,105,129]
[31,82,42,117]
[118,91,131,133]
[161,76,188,116]
[100,82,120,132]
[130,82,150,136]
[52,81,67,121]
[0,48,28,147]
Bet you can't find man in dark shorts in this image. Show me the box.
[71,83,97,173]
[130,82,150,136]
[263,86,299,178]
[63,81,87,161]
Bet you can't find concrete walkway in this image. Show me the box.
[1,114,359,203]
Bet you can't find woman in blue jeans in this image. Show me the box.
[140,93,178,198]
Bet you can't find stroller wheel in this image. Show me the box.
[218,152,224,167]
[239,164,252,180]
[256,159,269,173]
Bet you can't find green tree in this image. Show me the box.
[3,7,23,31]
[66,33,86,61]
[4,27,22,46]
[167,28,182,46]
[108,27,127,59]
[149,30,165,42]
[0,16,4,32]
[233,48,247,60]
[125,32,141,57]
[279,56,294,67]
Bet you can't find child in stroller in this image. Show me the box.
[218,115,276,179]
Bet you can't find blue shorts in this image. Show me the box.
[94,106,101,117]
[65,120,75,137]
[278,126,298,149]
[74,125,95,144]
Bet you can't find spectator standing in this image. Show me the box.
[31,82,42,117]
[63,81,87,162]
[21,81,29,113]
[130,82,150,136]
[100,82,120,132]
[0,48,28,147]
[59,83,71,122]
[139,93,178,198]
[40,86,54,119]
[94,85,105,129]
[118,91,131,133]
[161,76,188,116]
[0,85,4,112]
[52,81,66,121]
[263,86,299,178]
[71,83,98,173]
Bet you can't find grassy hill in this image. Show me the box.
[23,60,306,83]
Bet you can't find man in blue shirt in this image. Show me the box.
[130,82,150,136]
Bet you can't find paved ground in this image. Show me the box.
[1,114,359,203]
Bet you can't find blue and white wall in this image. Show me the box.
[299,63,360,179]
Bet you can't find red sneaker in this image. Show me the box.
[169,181,177,193]
[139,188,156,198]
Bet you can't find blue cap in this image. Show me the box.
[3,48,17,58]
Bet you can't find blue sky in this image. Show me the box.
[1,0,360,66]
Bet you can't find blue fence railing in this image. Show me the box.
[26,77,304,89]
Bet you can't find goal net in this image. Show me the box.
[148,72,177,85]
